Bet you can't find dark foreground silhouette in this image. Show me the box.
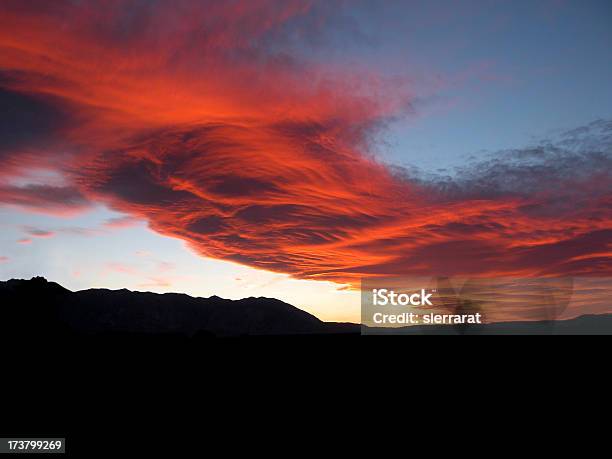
[0,277,359,339]
[1,277,611,338]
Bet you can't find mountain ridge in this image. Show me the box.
[0,276,357,337]
[1,277,611,336]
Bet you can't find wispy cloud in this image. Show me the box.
[103,216,142,229]
[138,277,172,289]
[0,184,91,216]
[105,257,182,290]
[23,227,56,239]
[105,262,137,275]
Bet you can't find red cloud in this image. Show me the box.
[0,0,610,296]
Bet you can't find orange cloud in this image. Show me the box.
[0,0,610,295]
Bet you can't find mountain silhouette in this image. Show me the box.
[0,277,358,338]
[1,277,611,337]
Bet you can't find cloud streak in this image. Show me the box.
[23,227,56,239]
[0,184,91,215]
[0,0,610,296]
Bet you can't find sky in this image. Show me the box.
[0,0,611,323]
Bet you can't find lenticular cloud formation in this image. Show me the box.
[0,0,610,286]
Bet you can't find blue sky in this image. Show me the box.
[346,0,612,169]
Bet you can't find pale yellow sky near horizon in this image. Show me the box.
[0,206,362,323]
